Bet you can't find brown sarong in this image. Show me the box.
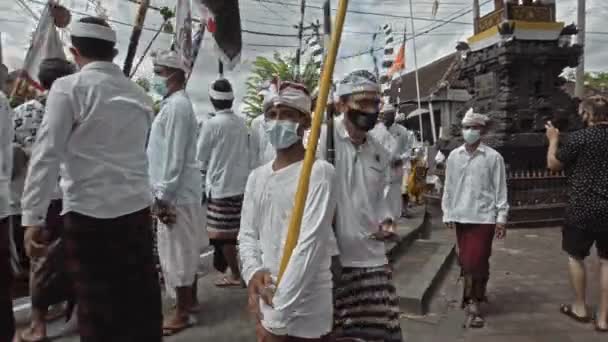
[63,208,162,342]
[30,199,73,311]
[0,217,16,342]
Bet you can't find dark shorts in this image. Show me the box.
[562,226,608,260]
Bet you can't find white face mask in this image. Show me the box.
[462,128,481,144]
[151,75,169,97]
[264,120,300,150]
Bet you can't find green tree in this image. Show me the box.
[242,52,321,118]
[564,70,608,89]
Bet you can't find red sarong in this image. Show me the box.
[0,217,15,342]
[455,224,495,279]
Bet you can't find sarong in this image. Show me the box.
[455,223,495,303]
[0,217,15,342]
[30,199,73,311]
[63,208,162,342]
[157,203,206,295]
[207,195,243,273]
[333,265,403,342]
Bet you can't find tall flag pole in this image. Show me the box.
[200,0,243,71]
[173,0,193,75]
[370,30,379,79]
[408,0,424,142]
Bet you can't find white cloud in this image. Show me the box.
[1,0,606,113]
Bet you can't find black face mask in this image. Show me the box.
[383,117,395,127]
[346,109,378,131]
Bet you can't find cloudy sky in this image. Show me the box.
[2,0,607,113]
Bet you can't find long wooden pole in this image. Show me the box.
[277,0,350,284]
[408,0,424,142]
[123,0,150,76]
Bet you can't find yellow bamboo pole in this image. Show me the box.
[277,0,349,284]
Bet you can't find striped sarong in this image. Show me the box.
[206,195,244,241]
[334,265,403,342]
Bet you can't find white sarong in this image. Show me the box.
[157,203,207,296]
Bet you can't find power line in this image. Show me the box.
[258,0,472,25]
[339,0,491,59]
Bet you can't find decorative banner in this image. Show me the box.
[20,1,67,92]
[199,0,242,70]
[174,0,193,73]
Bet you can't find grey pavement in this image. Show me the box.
[14,225,608,341]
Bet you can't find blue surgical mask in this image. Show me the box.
[151,75,169,97]
[462,128,481,144]
[264,120,300,150]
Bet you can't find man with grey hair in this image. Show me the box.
[442,108,509,328]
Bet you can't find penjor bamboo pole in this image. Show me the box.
[277,0,350,284]
[123,0,150,76]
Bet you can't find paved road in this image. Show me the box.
[14,226,608,341]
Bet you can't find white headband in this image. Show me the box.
[71,22,116,43]
[209,87,235,101]
[263,83,311,115]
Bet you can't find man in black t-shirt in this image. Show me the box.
[546,95,608,332]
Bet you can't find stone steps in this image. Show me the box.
[392,239,456,316]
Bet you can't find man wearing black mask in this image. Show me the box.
[318,70,403,342]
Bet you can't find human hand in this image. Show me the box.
[152,198,176,225]
[24,226,47,258]
[370,219,399,241]
[495,223,507,239]
[255,322,287,342]
[545,121,560,142]
[247,270,274,322]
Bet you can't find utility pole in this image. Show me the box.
[575,0,586,99]
[294,0,307,81]
[473,0,480,34]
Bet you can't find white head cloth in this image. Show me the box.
[209,78,235,101]
[396,112,406,122]
[462,108,489,126]
[71,21,116,43]
[381,102,396,113]
[263,81,311,115]
[336,69,380,97]
[153,50,188,73]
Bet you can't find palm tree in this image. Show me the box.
[242,52,321,118]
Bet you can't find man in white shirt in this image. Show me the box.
[0,63,16,342]
[147,50,204,336]
[239,82,336,341]
[21,17,162,341]
[318,70,403,342]
[382,103,414,218]
[442,108,509,328]
[197,78,249,288]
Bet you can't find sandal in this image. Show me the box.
[19,329,50,342]
[559,304,592,323]
[469,315,485,328]
[214,276,244,288]
[162,320,191,336]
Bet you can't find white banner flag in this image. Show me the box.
[21,2,66,91]
[174,0,194,74]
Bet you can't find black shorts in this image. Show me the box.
[562,226,608,260]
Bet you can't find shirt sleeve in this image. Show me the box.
[270,165,337,329]
[441,153,454,223]
[494,154,509,224]
[378,147,394,222]
[237,171,265,285]
[152,101,190,202]
[196,121,215,172]
[398,128,412,162]
[21,89,72,226]
[0,96,13,218]
[556,133,582,169]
